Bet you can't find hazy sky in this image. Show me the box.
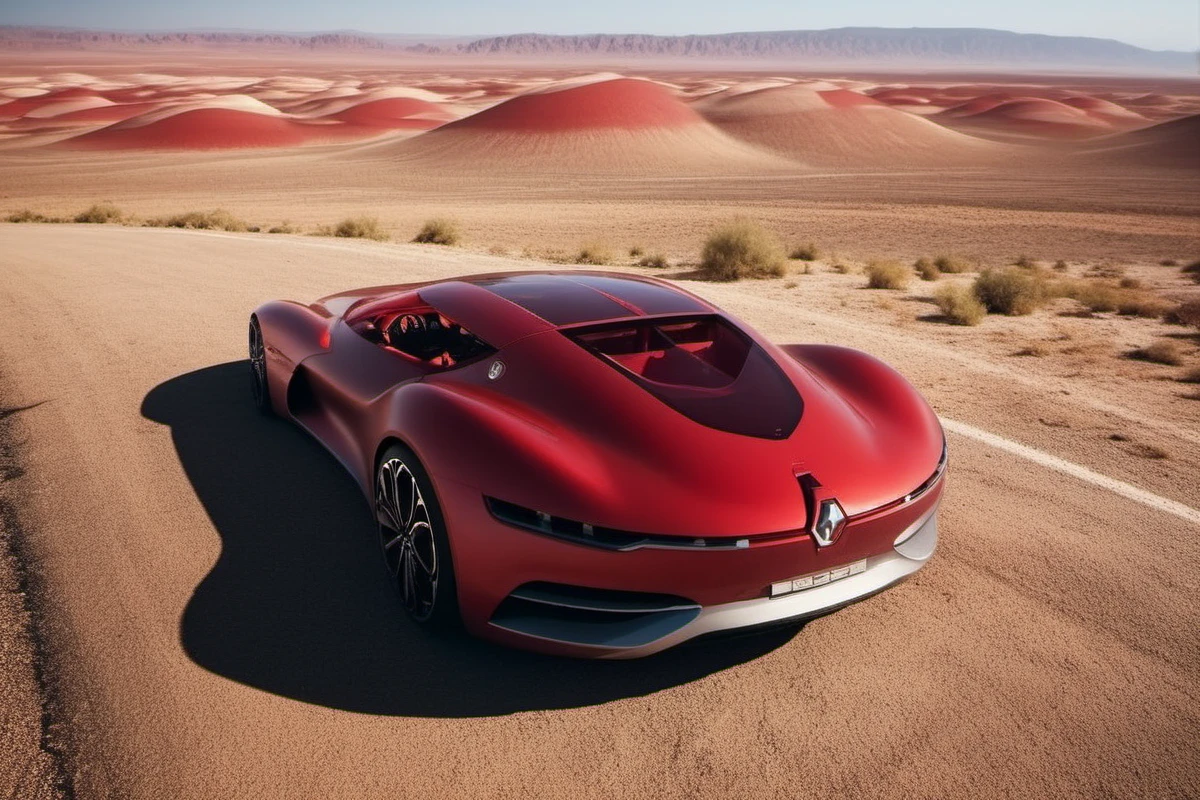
[4,0,1197,51]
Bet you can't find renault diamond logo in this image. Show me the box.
[811,498,847,548]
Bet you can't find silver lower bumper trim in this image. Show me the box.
[597,507,939,659]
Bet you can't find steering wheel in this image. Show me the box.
[385,314,426,346]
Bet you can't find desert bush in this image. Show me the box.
[864,259,911,290]
[789,242,821,261]
[1183,260,1200,283]
[1116,293,1175,319]
[74,202,124,224]
[7,209,50,223]
[914,257,939,281]
[333,216,387,241]
[830,261,852,274]
[412,217,460,245]
[934,255,972,274]
[973,267,1047,316]
[1053,259,1069,271]
[1013,254,1036,268]
[1130,340,1184,366]
[629,245,644,258]
[1070,281,1122,313]
[1165,300,1200,329]
[1160,259,1178,266]
[1118,277,1143,290]
[267,222,298,234]
[575,241,614,266]
[933,283,986,326]
[150,209,248,232]
[1179,367,1200,384]
[637,253,669,268]
[698,219,786,281]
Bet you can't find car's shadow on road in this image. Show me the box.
[142,361,797,717]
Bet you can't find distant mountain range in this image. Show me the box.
[1,25,1194,72]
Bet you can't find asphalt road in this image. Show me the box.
[0,224,1196,799]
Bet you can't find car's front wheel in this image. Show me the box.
[248,317,271,416]
[375,444,459,629]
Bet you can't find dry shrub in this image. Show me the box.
[914,257,939,281]
[1013,255,1036,268]
[1166,300,1200,328]
[974,268,1047,315]
[1179,367,1200,384]
[575,241,614,266]
[629,245,644,258]
[1117,294,1176,319]
[933,283,986,326]
[412,217,459,245]
[1129,340,1184,366]
[934,255,972,274]
[1160,259,1178,267]
[1013,343,1049,357]
[1183,260,1200,283]
[1069,281,1122,313]
[830,261,853,274]
[334,216,387,241]
[637,253,669,268]
[74,202,124,223]
[865,259,911,290]
[1118,277,1143,290]
[267,222,298,234]
[149,209,248,232]
[1053,259,1069,271]
[789,242,821,261]
[7,209,51,223]
[699,219,785,280]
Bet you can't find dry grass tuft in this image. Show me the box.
[830,261,853,274]
[412,217,460,245]
[148,209,248,232]
[1013,255,1036,268]
[933,283,986,326]
[1053,259,1069,271]
[1129,340,1184,366]
[1182,260,1200,283]
[789,242,821,261]
[1117,294,1176,319]
[699,219,786,281]
[74,202,124,224]
[974,268,1047,316]
[7,209,54,223]
[1166,300,1200,329]
[637,253,669,269]
[1179,367,1200,384]
[267,222,298,234]
[864,259,911,290]
[575,241,614,266]
[934,255,972,274]
[326,216,387,241]
[1118,277,1143,290]
[1013,343,1049,357]
[914,257,940,281]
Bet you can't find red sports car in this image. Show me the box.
[250,271,945,658]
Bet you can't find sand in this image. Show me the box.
[0,224,1197,799]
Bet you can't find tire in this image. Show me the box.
[375,443,460,630]
[248,317,272,416]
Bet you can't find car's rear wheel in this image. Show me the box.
[248,317,271,416]
[375,444,459,629]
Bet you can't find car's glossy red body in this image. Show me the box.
[254,271,945,657]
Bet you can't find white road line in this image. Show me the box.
[942,417,1200,526]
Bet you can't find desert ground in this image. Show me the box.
[1,55,1199,799]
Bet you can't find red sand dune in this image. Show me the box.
[326,97,450,129]
[1080,114,1200,169]
[448,78,701,131]
[694,83,1000,167]
[63,108,328,150]
[362,78,791,172]
[45,101,163,124]
[938,97,1115,139]
[0,87,108,120]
